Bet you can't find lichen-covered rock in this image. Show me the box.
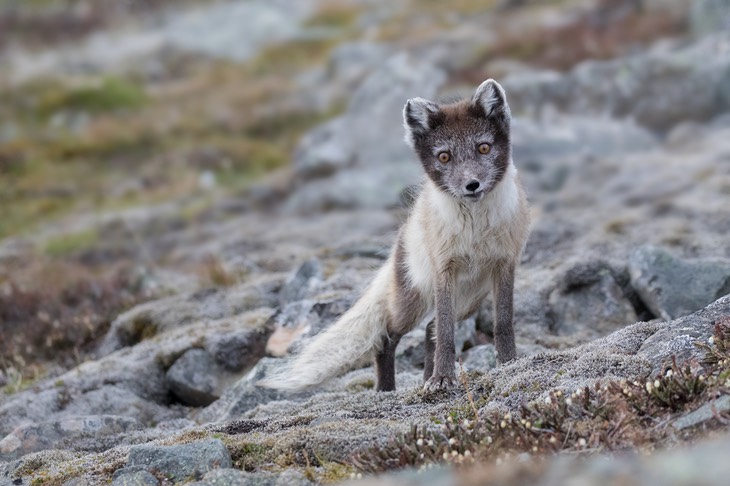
[629,246,730,321]
[127,439,232,482]
[111,468,159,486]
[287,53,446,212]
[505,32,730,131]
[0,415,141,461]
[100,277,281,353]
[189,467,312,486]
[549,261,638,336]
[278,258,323,305]
[166,349,227,407]
[638,295,730,374]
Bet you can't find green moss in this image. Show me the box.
[42,229,99,257]
[39,77,147,115]
[227,441,270,471]
[304,4,361,29]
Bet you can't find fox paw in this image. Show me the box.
[423,374,456,392]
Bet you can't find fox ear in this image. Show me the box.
[472,79,511,124]
[403,97,439,147]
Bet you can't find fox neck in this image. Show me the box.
[424,162,519,225]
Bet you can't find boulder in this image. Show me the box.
[100,277,281,354]
[505,33,730,131]
[629,246,730,321]
[287,53,447,212]
[691,0,730,34]
[0,415,141,461]
[278,259,323,305]
[127,439,232,482]
[166,349,227,407]
[189,468,312,486]
[638,295,730,374]
[549,261,638,336]
[111,468,159,486]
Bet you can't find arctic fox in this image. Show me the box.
[261,79,530,392]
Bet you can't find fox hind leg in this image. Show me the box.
[423,319,436,382]
[375,334,402,391]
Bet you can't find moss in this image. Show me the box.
[226,441,271,471]
[351,322,730,474]
[42,229,99,257]
[304,3,361,29]
[248,38,339,77]
[39,77,147,115]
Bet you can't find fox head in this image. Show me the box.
[403,79,512,201]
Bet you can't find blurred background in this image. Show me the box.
[0,0,728,390]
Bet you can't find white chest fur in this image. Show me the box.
[402,164,522,306]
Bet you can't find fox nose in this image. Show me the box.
[465,180,480,192]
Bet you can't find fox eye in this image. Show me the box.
[478,143,491,155]
[437,152,450,164]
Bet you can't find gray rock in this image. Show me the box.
[279,259,323,304]
[505,33,730,131]
[127,439,232,482]
[691,0,730,34]
[189,467,312,486]
[166,349,225,407]
[267,298,353,357]
[629,246,730,321]
[198,358,314,423]
[638,295,730,374]
[512,116,657,171]
[0,415,141,461]
[461,344,498,372]
[206,327,271,373]
[327,42,390,90]
[287,53,446,212]
[672,395,730,430]
[111,468,159,486]
[101,278,280,353]
[0,305,274,437]
[549,261,638,336]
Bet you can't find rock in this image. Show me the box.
[691,0,730,34]
[267,298,352,357]
[461,344,498,372]
[549,261,638,336]
[166,349,226,407]
[197,358,314,423]
[512,116,657,172]
[0,306,274,437]
[629,246,730,321]
[189,467,312,486]
[111,468,159,486]
[0,415,141,461]
[287,53,447,212]
[206,327,271,373]
[291,118,354,181]
[505,33,730,131]
[100,278,280,353]
[279,259,323,304]
[638,295,730,374]
[327,42,390,90]
[672,394,730,430]
[127,439,232,482]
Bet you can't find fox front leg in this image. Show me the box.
[424,271,456,391]
[493,262,516,363]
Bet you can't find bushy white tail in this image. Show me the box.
[258,264,392,391]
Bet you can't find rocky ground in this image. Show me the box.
[1,0,730,485]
